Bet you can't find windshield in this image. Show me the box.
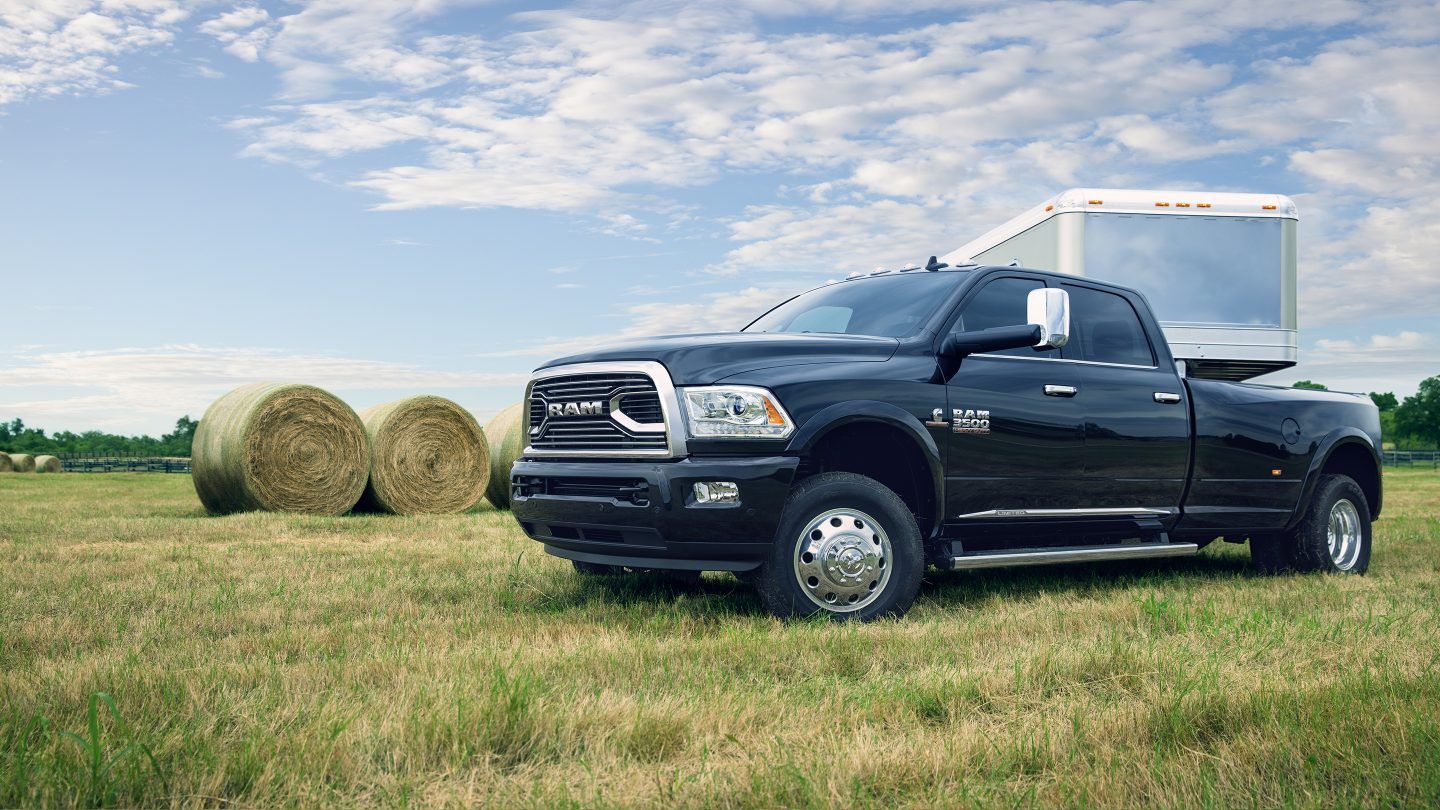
[744,272,960,337]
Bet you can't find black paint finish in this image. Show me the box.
[514,266,1383,568]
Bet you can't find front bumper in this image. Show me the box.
[509,455,799,571]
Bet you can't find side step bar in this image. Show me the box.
[948,542,1199,571]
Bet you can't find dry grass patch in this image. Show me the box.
[2,470,1439,807]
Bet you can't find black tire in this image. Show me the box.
[1251,473,1371,575]
[753,472,923,621]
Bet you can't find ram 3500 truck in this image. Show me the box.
[509,264,1382,621]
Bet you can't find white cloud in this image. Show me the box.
[0,345,526,434]
[0,0,190,105]
[1300,199,1440,322]
[6,0,1436,401]
[219,0,481,98]
[198,4,272,62]
[1264,331,1435,397]
[216,0,1439,327]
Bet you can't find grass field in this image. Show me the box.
[2,471,1438,807]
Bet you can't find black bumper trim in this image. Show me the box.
[510,455,798,568]
[544,545,762,572]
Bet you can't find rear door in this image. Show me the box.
[941,275,1088,519]
[1061,282,1191,512]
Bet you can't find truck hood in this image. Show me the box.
[537,332,901,385]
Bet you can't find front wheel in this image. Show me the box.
[754,472,923,621]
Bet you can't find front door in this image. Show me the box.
[942,276,1088,519]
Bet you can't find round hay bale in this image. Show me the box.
[483,403,525,509]
[191,382,370,515]
[356,396,490,515]
[34,455,61,473]
[8,453,35,473]
[0,452,11,473]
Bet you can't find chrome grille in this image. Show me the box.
[528,371,668,453]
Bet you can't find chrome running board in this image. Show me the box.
[948,542,1199,570]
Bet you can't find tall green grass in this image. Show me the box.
[2,470,1438,807]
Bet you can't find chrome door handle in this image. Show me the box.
[1044,384,1078,397]
[1154,392,1181,404]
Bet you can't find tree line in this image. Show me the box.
[1293,374,1440,450]
[0,417,197,457]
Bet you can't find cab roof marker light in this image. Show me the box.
[1197,203,1212,208]
[1044,204,1054,211]
[1262,204,1277,210]
[1176,202,1191,208]
[1088,199,1104,205]
[1155,202,1170,207]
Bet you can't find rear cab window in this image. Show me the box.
[1062,284,1155,366]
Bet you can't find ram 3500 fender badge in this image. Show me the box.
[952,408,991,434]
[548,401,604,417]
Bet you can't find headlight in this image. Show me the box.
[681,386,794,439]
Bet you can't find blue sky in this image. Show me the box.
[1,0,1437,434]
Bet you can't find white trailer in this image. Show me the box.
[941,188,1298,381]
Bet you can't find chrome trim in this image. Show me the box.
[1027,287,1070,349]
[968,354,1160,370]
[1153,392,1182,404]
[608,391,666,433]
[793,507,893,613]
[1327,498,1363,571]
[949,542,1198,570]
[524,361,687,458]
[1043,384,1078,397]
[955,507,1174,519]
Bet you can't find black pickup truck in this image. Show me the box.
[510,264,1383,620]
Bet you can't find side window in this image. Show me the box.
[953,277,1046,358]
[1064,285,1155,366]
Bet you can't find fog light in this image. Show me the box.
[692,481,740,504]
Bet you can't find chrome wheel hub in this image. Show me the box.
[1327,498,1362,571]
[793,508,892,613]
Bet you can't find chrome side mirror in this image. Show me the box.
[1027,288,1069,349]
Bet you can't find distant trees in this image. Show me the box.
[1368,376,1440,450]
[1394,376,1440,449]
[0,416,197,456]
[1292,380,1328,390]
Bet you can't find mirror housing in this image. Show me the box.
[940,287,1070,359]
[1028,287,1069,349]
[941,324,1043,357]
